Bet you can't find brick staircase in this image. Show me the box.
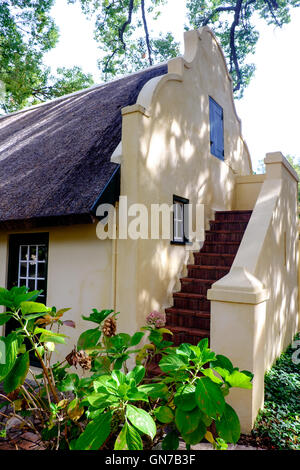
[165,210,252,346]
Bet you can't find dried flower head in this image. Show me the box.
[102,317,117,337]
[65,347,92,370]
[146,311,166,328]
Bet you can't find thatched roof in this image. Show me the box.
[0,64,167,229]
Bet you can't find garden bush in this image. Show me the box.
[0,286,253,450]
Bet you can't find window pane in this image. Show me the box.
[20,245,28,261]
[19,262,27,278]
[37,245,47,262]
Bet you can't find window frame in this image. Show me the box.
[171,195,190,245]
[6,233,49,367]
[209,96,224,161]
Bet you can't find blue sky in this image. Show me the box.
[44,1,300,171]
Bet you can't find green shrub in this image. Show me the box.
[0,286,254,450]
[253,333,300,450]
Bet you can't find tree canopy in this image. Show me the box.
[0,0,94,113]
[72,0,300,97]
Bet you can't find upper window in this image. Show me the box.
[172,196,189,244]
[209,96,224,160]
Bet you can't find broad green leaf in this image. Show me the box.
[93,375,114,391]
[154,406,174,424]
[226,370,253,389]
[130,332,144,347]
[114,421,143,450]
[176,343,194,358]
[126,404,156,440]
[127,365,145,385]
[198,338,209,351]
[162,430,179,450]
[0,315,11,326]
[34,328,67,344]
[201,368,223,384]
[195,377,225,419]
[213,354,234,373]
[75,412,112,450]
[126,389,148,402]
[0,334,18,381]
[182,421,207,445]
[77,328,101,350]
[159,354,188,373]
[57,374,79,392]
[20,301,51,316]
[0,287,41,310]
[3,352,30,393]
[175,407,202,435]
[111,370,126,386]
[215,403,241,444]
[138,382,169,400]
[82,309,113,324]
[174,384,196,411]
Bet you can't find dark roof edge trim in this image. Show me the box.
[90,165,121,216]
[0,213,96,231]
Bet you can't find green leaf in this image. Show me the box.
[213,354,234,373]
[226,370,253,389]
[20,301,51,316]
[75,412,112,450]
[114,421,143,450]
[127,365,145,385]
[126,404,156,440]
[57,374,79,392]
[0,333,18,382]
[138,382,169,400]
[201,368,223,384]
[82,309,113,324]
[174,384,196,411]
[175,407,202,435]
[0,315,11,326]
[195,377,225,419]
[130,332,145,347]
[162,430,179,450]
[3,352,30,393]
[34,327,66,344]
[159,354,188,373]
[215,403,241,444]
[182,421,207,445]
[198,338,209,351]
[77,328,101,350]
[154,406,174,424]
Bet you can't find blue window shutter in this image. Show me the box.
[209,97,224,160]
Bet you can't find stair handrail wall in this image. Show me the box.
[207,151,299,433]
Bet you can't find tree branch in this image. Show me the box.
[229,0,243,92]
[118,0,134,49]
[202,6,236,26]
[141,0,153,65]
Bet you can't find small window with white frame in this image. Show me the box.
[172,195,189,244]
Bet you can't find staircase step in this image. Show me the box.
[200,241,240,255]
[167,326,210,346]
[205,230,245,243]
[215,210,252,222]
[209,220,249,232]
[173,292,210,311]
[194,252,235,267]
[187,264,230,280]
[166,307,210,329]
[180,277,214,294]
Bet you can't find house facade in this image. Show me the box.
[0,27,298,433]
